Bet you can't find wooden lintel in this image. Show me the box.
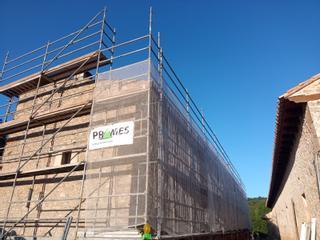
[288,93,320,103]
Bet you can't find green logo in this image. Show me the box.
[103,130,112,139]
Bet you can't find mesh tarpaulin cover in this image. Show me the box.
[83,60,250,236]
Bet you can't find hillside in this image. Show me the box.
[248,197,271,236]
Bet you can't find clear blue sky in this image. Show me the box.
[1,0,320,198]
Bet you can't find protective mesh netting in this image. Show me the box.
[83,60,250,236]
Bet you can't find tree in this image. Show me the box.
[248,197,270,236]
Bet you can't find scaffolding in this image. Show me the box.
[0,8,250,240]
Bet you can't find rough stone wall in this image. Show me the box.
[309,99,320,146]
[14,73,93,120]
[0,63,250,238]
[0,73,93,238]
[155,88,250,235]
[267,104,320,240]
[84,76,150,231]
[0,69,154,238]
[1,73,93,169]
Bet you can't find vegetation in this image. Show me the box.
[248,197,271,236]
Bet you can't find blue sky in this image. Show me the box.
[1,0,320,198]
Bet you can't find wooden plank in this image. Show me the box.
[0,52,107,97]
[0,102,92,135]
[288,93,320,103]
[0,153,147,181]
[0,163,85,180]
[282,73,320,99]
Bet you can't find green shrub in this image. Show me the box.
[248,197,271,235]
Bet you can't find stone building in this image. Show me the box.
[0,53,100,238]
[266,73,320,240]
[0,9,250,240]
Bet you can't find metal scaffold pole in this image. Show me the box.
[0,9,115,239]
[1,40,50,236]
[0,6,249,239]
[75,6,117,238]
[156,31,164,238]
[145,6,153,224]
[0,51,9,81]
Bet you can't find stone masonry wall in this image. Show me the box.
[0,71,154,238]
[268,104,320,240]
[0,73,93,238]
[0,62,250,238]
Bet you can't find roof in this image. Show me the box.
[266,73,320,208]
[0,52,107,97]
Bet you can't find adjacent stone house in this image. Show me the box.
[266,73,320,240]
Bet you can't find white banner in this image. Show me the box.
[89,121,134,150]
